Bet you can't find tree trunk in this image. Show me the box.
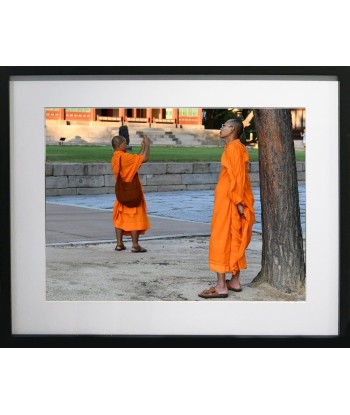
[252,109,305,294]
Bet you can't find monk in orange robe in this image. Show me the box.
[199,119,255,298]
[111,135,151,253]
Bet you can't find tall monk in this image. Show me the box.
[199,119,255,298]
[111,135,151,253]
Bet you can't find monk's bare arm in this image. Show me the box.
[140,135,151,163]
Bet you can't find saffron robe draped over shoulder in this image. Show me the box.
[111,151,150,236]
[209,140,255,274]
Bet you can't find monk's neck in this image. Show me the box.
[225,137,240,145]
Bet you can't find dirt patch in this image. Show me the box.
[46,235,305,302]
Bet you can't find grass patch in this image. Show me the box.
[46,145,305,163]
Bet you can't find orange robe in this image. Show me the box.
[111,151,150,236]
[209,140,255,274]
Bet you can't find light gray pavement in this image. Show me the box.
[46,188,306,302]
[46,204,210,245]
[46,185,306,240]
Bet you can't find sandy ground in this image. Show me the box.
[46,234,305,302]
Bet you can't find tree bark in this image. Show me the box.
[252,109,305,294]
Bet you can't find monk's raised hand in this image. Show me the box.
[143,135,151,145]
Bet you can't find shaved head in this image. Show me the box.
[226,119,243,137]
[111,135,126,150]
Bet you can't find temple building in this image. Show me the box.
[45,107,305,145]
[45,107,204,128]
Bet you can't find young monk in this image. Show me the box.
[111,135,151,253]
[199,119,255,298]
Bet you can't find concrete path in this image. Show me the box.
[46,204,210,245]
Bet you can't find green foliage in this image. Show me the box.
[202,109,235,129]
[203,108,258,145]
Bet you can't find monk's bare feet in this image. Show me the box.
[214,283,228,296]
[226,274,242,292]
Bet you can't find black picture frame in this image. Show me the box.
[1,66,349,347]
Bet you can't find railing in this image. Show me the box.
[154,118,176,124]
[97,116,121,122]
[125,117,148,122]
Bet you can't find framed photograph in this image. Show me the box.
[1,67,349,346]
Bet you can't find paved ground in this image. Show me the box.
[46,204,210,245]
[46,190,306,302]
[47,185,306,237]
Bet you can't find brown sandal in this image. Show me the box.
[198,287,228,299]
[131,246,147,253]
[115,244,126,251]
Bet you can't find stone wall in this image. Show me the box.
[45,162,306,196]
